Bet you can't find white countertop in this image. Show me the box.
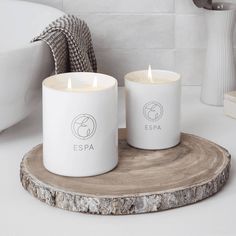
[0,86,235,236]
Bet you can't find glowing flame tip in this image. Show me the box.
[68,78,72,89]
[148,65,153,82]
[93,76,98,88]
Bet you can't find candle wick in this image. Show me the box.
[148,65,153,83]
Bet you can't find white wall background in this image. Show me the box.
[18,0,236,85]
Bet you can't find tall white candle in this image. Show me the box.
[43,72,118,177]
[125,67,181,150]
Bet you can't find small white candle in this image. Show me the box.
[125,67,181,150]
[43,72,118,177]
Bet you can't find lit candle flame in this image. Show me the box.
[148,64,153,83]
[93,76,98,88]
[68,78,72,89]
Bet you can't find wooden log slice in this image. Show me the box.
[20,129,231,215]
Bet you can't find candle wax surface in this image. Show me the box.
[134,77,172,84]
[43,72,117,93]
[45,81,104,92]
[66,84,103,92]
[127,75,176,84]
[125,70,180,84]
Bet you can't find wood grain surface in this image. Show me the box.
[20,129,231,215]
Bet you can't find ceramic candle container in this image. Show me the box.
[125,67,181,150]
[43,72,118,177]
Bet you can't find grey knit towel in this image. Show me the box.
[32,15,97,74]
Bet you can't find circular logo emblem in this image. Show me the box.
[143,101,164,122]
[71,114,97,140]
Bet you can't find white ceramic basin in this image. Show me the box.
[0,1,64,132]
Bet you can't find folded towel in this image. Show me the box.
[32,15,97,74]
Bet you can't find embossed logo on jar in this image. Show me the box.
[143,101,164,122]
[71,114,97,140]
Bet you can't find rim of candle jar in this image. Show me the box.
[124,69,181,85]
[43,72,117,93]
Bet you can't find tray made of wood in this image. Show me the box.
[20,129,230,215]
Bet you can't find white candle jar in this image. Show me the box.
[125,69,181,150]
[43,72,118,177]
